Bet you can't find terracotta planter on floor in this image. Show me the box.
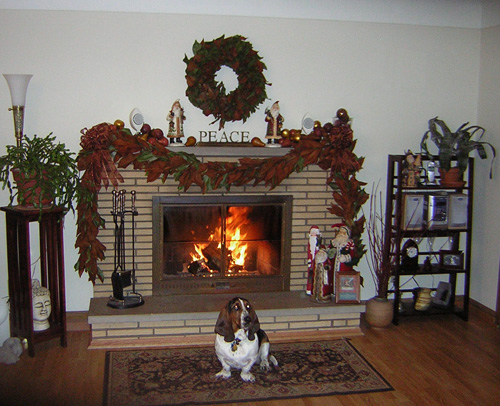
[365,297,394,328]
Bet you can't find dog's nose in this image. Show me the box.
[243,316,251,325]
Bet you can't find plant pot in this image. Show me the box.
[11,168,53,208]
[365,297,393,328]
[439,167,466,188]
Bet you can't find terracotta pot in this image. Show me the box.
[365,297,393,328]
[11,168,53,207]
[439,167,466,188]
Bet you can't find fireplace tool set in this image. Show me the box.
[107,189,145,309]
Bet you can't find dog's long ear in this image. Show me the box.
[247,307,260,341]
[214,305,235,342]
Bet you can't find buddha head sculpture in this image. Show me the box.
[32,279,51,331]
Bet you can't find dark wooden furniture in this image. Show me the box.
[496,263,500,328]
[383,155,473,325]
[1,206,67,356]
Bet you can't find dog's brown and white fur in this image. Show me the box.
[214,297,278,382]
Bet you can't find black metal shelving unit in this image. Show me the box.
[383,155,473,325]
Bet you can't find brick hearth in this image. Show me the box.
[88,292,364,349]
[88,146,365,348]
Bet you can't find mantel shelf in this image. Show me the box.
[169,145,291,158]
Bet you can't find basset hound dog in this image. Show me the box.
[214,297,278,382]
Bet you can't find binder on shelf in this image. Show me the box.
[448,193,468,229]
[401,193,425,230]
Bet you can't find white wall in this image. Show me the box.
[475,22,500,312]
[0,0,485,28]
[0,5,496,340]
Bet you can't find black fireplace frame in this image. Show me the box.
[152,195,292,296]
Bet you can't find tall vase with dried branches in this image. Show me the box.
[364,184,394,327]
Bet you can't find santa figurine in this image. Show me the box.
[330,223,355,274]
[265,101,284,147]
[167,99,186,145]
[311,247,333,303]
[306,226,321,295]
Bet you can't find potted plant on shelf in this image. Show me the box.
[420,116,496,187]
[0,133,79,212]
[364,184,394,328]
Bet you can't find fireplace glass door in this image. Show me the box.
[153,195,291,295]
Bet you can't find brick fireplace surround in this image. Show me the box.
[88,146,365,349]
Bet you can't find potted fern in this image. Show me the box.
[420,117,496,186]
[0,133,79,212]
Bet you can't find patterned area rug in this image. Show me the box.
[104,339,393,405]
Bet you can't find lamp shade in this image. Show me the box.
[3,74,32,106]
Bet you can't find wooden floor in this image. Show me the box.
[0,306,499,406]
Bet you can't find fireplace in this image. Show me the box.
[152,195,292,295]
[89,159,365,349]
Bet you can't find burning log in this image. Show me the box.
[202,242,222,271]
[188,260,208,275]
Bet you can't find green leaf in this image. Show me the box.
[137,150,156,162]
[192,40,201,54]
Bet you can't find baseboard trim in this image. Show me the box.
[470,298,497,325]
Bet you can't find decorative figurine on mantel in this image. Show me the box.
[167,99,186,146]
[265,101,284,147]
[306,225,322,295]
[32,279,51,332]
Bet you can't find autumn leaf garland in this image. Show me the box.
[75,119,367,284]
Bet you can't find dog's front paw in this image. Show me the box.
[215,369,231,380]
[240,371,256,382]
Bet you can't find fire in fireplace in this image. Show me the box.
[152,195,292,295]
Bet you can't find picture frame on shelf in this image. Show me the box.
[439,250,464,270]
[432,281,452,307]
[335,271,360,304]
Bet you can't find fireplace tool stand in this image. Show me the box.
[107,190,145,309]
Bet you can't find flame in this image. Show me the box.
[189,206,250,273]
[193,243,207,261]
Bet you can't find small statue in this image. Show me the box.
[402,150,422,187]
[311,248,333,303]
[306,226,321,295]
[167,99,186,145]
[423,256,433,273]
[330,223,355,273]
[265,101,284,147]
[32,279,51,332]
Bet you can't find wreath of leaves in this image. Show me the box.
[75,119,368,284]
[184,35,270,129]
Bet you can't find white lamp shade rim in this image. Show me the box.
[3,74,33,106]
